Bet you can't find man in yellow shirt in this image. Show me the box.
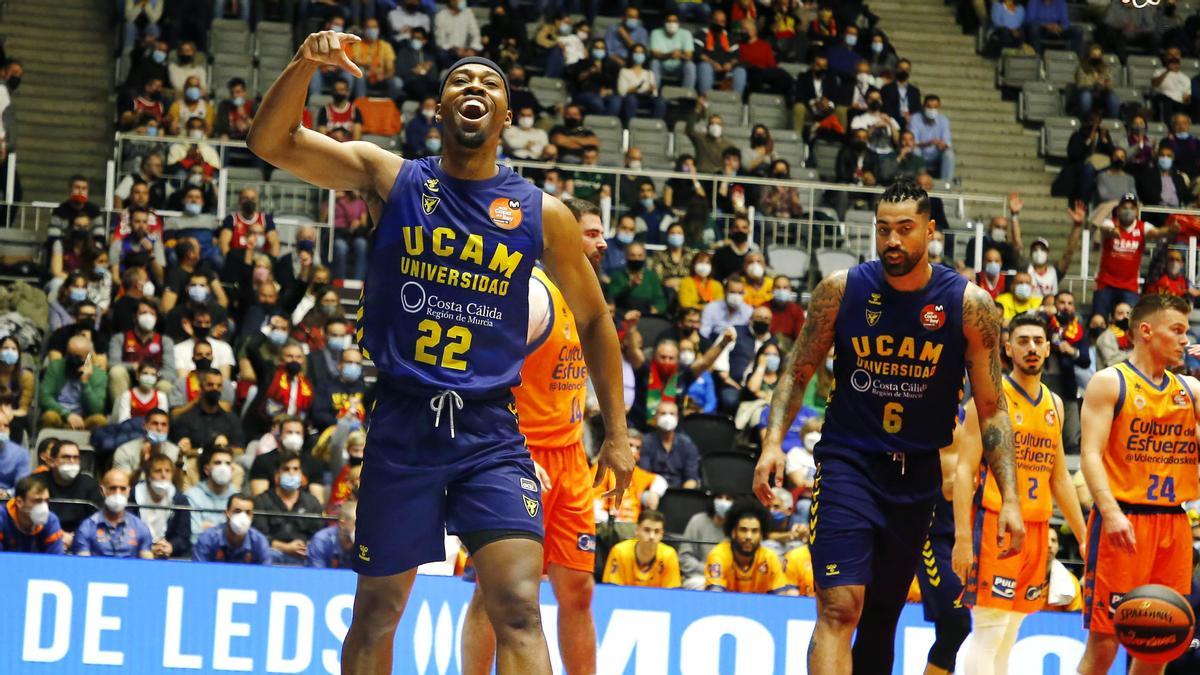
[347,18,401,100]
[784,545,816,596]
[705,499,790,594]
[594,430,668,536]
[995,270,1042,323]
[603,510,681,588]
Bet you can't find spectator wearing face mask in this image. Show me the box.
[124,41,169,100]
[164,272,229,344]
[1136,146,1190,212]
[0,405,30,497]
[1073,44,1120,119]
[1153,54,1193,123]
[745,342,785,402]
[166,41,205,94]
[108,301,175,400]
[502,105,554,161]
[309,499,359,568]
[995,271,1043,322]
[1144,247,1200,299]
[632,183,674,246]
[768,275,805,345]
[252,451,323,565]
[239,311,294,386]
[129,452,191,559]
[167,184,224,264]
[1092,193,1177,321]
[347,18,401,100]
[316,79,364,141]
[0,476,64,553]
[113,408,178,475]
[218,188,278,259]
[721,305,778,409]
[171,369,246,458]
[712,216,758,281]
[37,441,102,542]
[686,101,741,174]
[1163,114,1200,180]
[679,492,735,589]
[1095,301,1135,369]
[248,416,322,497]
[71,468,153,559]
[193,494,270,564]
[570,38,624,117]
[173,307,235,379]
[609,242,668,315]
[433,0,483,64]
[649,12,697,90]
[166,75,213,136]
[740,254,774,307]
[112,205,166,280]
[1095,148,1137,206]
[326,430,365,515]
[395,28,439,103]
[171,338,232,407]
[402,95,440,157]
[758,160,805,220]
[601,214,637,277]
[39,336,108,430]
[247,342,313,438]
[1027,203,1085,298]
[387,0,431,42]
[312,346,368,433]
[293,289,343,353]
[910,94,955,181]
[637,399,699,489]
[882,58,920,131]
[49,175,104,235]
[307,318,352,390]
[678,251,724,310]
[700,275,755,340]
[650,223,698,289]
[618,44,666,125]
[113,362,171,423]
[183,446,237,541]
[549,103,600,164]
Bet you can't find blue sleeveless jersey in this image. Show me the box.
[359,157,544,397]
[819,261,968,457]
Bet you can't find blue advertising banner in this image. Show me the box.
[0,553,1109,674]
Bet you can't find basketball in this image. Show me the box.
[1113,584,1196,663]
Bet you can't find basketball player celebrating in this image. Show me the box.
[247,33,633,675]
[951,314,1087,675]
[461,198,607,675]
[917,404,973,675]
[753,177,1025,675]
[1077,294,1200,675]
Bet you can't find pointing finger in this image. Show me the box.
[340,52,364,78]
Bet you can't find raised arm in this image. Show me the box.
[1058,201,1086,274]
[753,271,845,504]
[246,31,401,198]
[951,399,983,583]
[962,283,1026,556]
[1079,368,1134,553]
[540,196,633,501]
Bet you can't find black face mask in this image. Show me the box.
[178,54,193,64]
[1090,57,1103,66]
[241,201,257,215]
[867,100,882,112]
[751,134,768,147]
[730,230,749,244]
[1110,159,1125,170]
[348,455,365,467]
[896,70,910,82]
[193,358,213,372]
[1115,318,1130,331]
[812,68,826,78]
[1089,326,1105,340]
[773,172,788,179]
[285,361,303,377]
[202,389,222,406]
[1058,311,1074,323]
[752,320,771,336]
[565,117,582,128]
[626,259,646,272]
[6,76,20,92]
[332,93,348,104]
[851,139,867,151]
[192,325,210,339]
[64,356,85,379]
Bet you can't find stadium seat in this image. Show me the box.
[210,26,251,56]
[1124,55,1162,93]
[256,31,295,60]
[660,85,698,102]
[708,100,745,127]
[1147,121,1168,138]
[1019,81,1061,123]
[766,247,809,279]
[997,53,1040,90]
[1041,116,1079,159]
[630,118,669,162]
[212,54,254,91]
[748,93,788,130]
[778,62,807,79]
[658,488,710,536]
[701,452,756,496]
[816,248,858,276]
[681,414,738,458]
[529,76,567,109]
[636,315,673,347]
[585,115,621,130]
[1111,87,1146,110]
[810,140,842,181]
[1100,118,1126,142]
[1041,50,1078,87]
[1182,57,1200,79]
[1101,53,1125,85]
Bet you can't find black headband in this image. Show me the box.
[439,57,510,102]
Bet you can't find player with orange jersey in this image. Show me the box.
[461,198,609,675]
[950,314,1087,675]
[1077,293,1200,675]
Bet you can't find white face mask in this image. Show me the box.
[138,373,158,390]
[656,413,678,432]
[142,280,156,297]
[713,498,733,517]
[281,433,304,452]
[210,463,233,486]
[708,123,722,139]
[150,479,173,496]
[928,240,944,258]
[518,116,534,129]
[694,262,711,278]
[746,262,765,279]
[57,463,81,482]
[803,431,821,452]
[990,228,1007,243]
[1031,249,1048,266]
[104,492,128,514]
[679,350,696,366]
[228,511,252,536]
[628,159,642,170]
[29,501,50,526]
[725,292,744,309]
[665,21,679,34]
[137,313,157,333]
[1013,283,1032,301]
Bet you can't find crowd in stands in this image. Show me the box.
[10,0,1200,610]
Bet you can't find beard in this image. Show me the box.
[881,247,923,277]
[450,126,488,149]
[1017,359,1044,376]
[735,539,759,557]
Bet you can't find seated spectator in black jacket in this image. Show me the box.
[915,172,950,232]
[570,39,623,117]
[791,54,843,136]
[550,104,601,164]
[307,318,352,392]
[170,368,246,456]
[881,58,920,130]
[829,127,881,219]
[718,305,778,412]
[312,347,369,433]
[130,452,192,559]
[1052,112,1115,203]
[37,441,101,547]
[396,28,439,102]
[252,451,323,565]
[1136,145,1191,222]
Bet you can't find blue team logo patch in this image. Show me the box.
[991,576,1017,599]
[577,533,595,552]
[708,563,722,578]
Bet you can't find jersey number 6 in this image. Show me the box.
[883,402,904,433]
[415,319,473,371]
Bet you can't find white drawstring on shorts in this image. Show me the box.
[430,390,464,438]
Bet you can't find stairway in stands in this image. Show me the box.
[871,0,1069,263]
[1,0,114,201]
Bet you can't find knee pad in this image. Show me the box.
[927,613,972,670]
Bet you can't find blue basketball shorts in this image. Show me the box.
[918,498,969,622]
[353,386,543,577]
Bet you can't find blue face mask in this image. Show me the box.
[1159,156,1174,171]
[184,202,203,216]
[667,233,685,248]
[592,49,606,60]
[342,362,363,381]
[187,285,209,303]
[185,86,201,102]
[410,39,424,51]
[770,509,788,525]
[625,18,639,29]
[279,472,303,492]
[328,335,350,352]
[845,34,857,47]
[94,265,108,277]
[640,197,655,209]
[269,329,288,346]
[871,41,883,53]
[426,138,442,153]
[147,430,169,444]
[985,261,1001,277]
[0,431,8,444]
[330,24,344,33]
[616,231,634,245]
[69,288,88,303]
[364,27,380,41]
[543,181,558,195]
[146,126,158,137]
[765,354,781,372]
[632,52,646,65]
[151,50,167,64]
[0,348,18,366]
[1177,132,1191,140]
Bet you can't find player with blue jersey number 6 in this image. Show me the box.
[247,30,633,675]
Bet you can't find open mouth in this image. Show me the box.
[457,97,489,123]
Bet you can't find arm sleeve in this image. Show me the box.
[192,532,209,561]
[115,392,133,423]
[43,521,65,554]
[38,362,67,415]
[71,520,93,554]
[704,548,727,589]
[160,337,177,383]
[307,533,328,568]
[84,369,109,416]
[664,548,682,588]
[138,521,154,554]
[601,548,622,584]
[684,438,701,482]
[108,334,125,366]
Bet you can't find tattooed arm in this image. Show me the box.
[962,283,1026,556]
[753,271,846,504]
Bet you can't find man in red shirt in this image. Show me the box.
[768,274,805,345]
[736,19,792,98]
[1091,193,1176,323]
